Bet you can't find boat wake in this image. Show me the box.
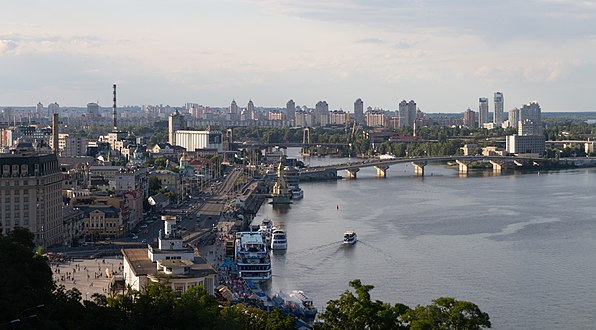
[357,240,400,267]
[286,240,343,257]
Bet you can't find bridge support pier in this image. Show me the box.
[455,160,471,174]
[412,162,427,176]
[374,165,389,178]
[345,168,360,179]
[489,160,505,174]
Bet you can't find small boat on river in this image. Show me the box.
[343,230,357,245]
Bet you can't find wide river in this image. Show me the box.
[254,148,596,329]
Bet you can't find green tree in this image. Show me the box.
[403,297,491,330]
[317,279,409,330]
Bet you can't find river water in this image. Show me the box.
[254,148,596,329]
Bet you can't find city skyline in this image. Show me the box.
[1,1,595,112]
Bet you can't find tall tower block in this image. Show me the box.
[52,113,59,154]
[112,84,117,131]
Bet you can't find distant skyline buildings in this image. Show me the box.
[478,97,489,127]
[494,92,504,126]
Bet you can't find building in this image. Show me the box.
[478,97,489,128]
[122,216,217,294]
[463,108,476,128]
[354,98,364,126]
[519,101,542,136]
[398,100,417,127]
[58,134,89,157]
[508,108,520,129]
[229,100,239,121]
[365,109,387,127]
[494,92,504,126]
[0,152,63,247]
[294,110,314,128]
[286,99,296,123]
[168,110,186,145]
[506,135,545,156]
[48,102,59,116]
[314,101,329,126]
[87,102,100,121]
[36,102,44,118]
[175,130,223,152]
[81,206,122,239]
[329,110,349,126]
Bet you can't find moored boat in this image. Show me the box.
[270,229,288,250]
[273,290,318,319]
[343,230,357,245]
[235,232,272,282]
[290,186,304,199]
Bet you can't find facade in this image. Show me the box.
[0,152,63,247]
[175,130,223,152]
[508,108,520,129]
[58,134,89,157]
[519,101,542,136]
[229,100,239,121]
[48,102,59,116]
[286,99,296,123]
[354,98,364,126]
[398,100,417,127]
[494,92,504,126]
[463,108,476,128]
[82,206,122,238]
[122,216,216,294]
[478,97,489,128]
[365,110,387,127]
[329,110,349,126]
[506,135,546,156]
[294,110,314,128]
[246,100,255,121]
[168,110,186,145]
[314,101,329,126]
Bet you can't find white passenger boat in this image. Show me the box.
[272,290,318,318]
[235,232,272,282]
[290,186,304,200]
[343,230,357,245]
[270,229,288,250]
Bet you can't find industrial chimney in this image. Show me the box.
[112,84,117,131]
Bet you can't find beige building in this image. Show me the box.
[122,216,216,295]
[0,152,63,247]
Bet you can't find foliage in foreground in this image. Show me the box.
[2,228,490,329]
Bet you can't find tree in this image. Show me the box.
[317,279,409,330]
[403,297,491,330]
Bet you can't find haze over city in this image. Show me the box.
[1,0,595,112]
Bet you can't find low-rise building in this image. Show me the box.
[122,216,216,294]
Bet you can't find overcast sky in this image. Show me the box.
[1,0,595,112]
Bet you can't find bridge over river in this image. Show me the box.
[300,155,545,178]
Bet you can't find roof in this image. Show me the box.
[122,248,155,276]
[239,232,265,244]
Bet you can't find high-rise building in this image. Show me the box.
[478,98,489,127]
[354,98,364,126]
[286,99,296,123]
[518,101,542,135]
[463,108,476,128]
[229,100,238,121]
[398,100,417,127]
[494,92,504,126]
[246,99,255,121]
[509,108,520,129]
[0,152,63,247]
[48,102,59,117]
[315,101,329,126]
[168,110,186,145]
[87,102,100,121]
[36,102,44,118]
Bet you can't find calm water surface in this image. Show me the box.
[255,149,596,329]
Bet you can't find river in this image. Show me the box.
[254,148,596,329]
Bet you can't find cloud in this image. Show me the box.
[356,38,386,44]
[0,39,18,54]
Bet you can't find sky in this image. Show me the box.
[1,0,596,112]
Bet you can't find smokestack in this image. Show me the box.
[52,113,59,155]
[112,83,117,131]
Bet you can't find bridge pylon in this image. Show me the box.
[455,160,471,174]
[345,168,359,179]
[374,165,389,178]
[412,161,427,176]
[489,160,506,174]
